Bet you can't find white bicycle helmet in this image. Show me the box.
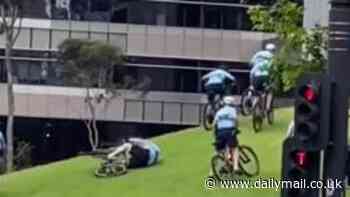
[265,43,276,52]
[223,96,235,106]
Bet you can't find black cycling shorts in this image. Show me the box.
[128,145,150,168]
[205,83,225,104]
[214,128,238,152]
[253,76,269,92]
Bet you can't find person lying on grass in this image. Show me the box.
[107,138,161,169]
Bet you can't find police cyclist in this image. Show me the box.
[213,96,240,172]
[249,43,276,92]
[202,65,236,107]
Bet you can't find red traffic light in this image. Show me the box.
[302,85,318,103]
[293,150,308,168]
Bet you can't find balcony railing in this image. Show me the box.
[0,19,276,63]
[0,84,206,126]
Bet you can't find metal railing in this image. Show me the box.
[0,27,128,52]
[123,98,204,125]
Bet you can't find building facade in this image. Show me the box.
[0,0,277,162]
[0,0,276,92]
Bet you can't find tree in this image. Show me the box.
[0,0,23,172]
[248,0,327,93]
[58,39,123,151]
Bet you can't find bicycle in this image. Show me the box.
[240,85,274,132]
[240,87,255,116]
[211,131,260,180]
[252,86,274,132]
[202,82,239,131]
[202,95,223,131]
[94,150,129,178]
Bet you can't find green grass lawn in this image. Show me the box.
[0,108,294,197]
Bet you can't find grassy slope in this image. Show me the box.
[0,108,293,197]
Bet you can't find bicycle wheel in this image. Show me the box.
[211,154,233,180]
[238,145,260,177]
[203,103,214,131]
[252,100,263,132]
[95,161,127,178]
[266,93,274,125]
[240,89,254,116]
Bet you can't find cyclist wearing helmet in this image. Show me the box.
[249,43,276,92]
[202,65,236,106]
[213,96,239,172]
[107,138,161,168]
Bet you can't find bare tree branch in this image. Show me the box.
[12,15,22,45]
[0,5,9,31]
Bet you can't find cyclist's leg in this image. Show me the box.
[209,129,226,176]
[265,87,273,112]
[223,129,239,171]
[252,76,265,106]
[249,72,255,90]
[219,129,235,167]
[205,84,215,107]
[219,84,226,102]
[260,75,271,111]
[231,134,239,171]
[223,79,233,95]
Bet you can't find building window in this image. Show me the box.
[204,6,222,29]
[223,7,239,30]
[90,0,110,12]
[127,2,148,25]
[177,4,201,27]
[111,7,127,23]
[0,61,5,82]
[71,0,89,20]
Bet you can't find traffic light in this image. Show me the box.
[281,74,332,197]
[294,74,331,150]
[281,138,320,197]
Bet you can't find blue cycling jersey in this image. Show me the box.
[147,143,161,166]
[214,106,237,130]
[202,69,235,86]
[129,138,161,166]
[250,50,273,78]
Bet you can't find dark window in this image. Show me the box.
[90,0,110,12]
[184,5,201,27]
[71,0,89,20]
[127,2,150,25]
[223,7,239,30]
[115,66,138,89]
[22,0,51,19]
[0,60,5,82]
[86,0,111,21]
[174,69,199,92]
[166,4,178,26]
[15,61,42,84]
[111,8,128,23]
[177,4,201,27]
[204,6,222,29]
[240,9,253,30]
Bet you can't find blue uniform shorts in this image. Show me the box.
[214,128,238,152]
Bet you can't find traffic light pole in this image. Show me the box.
[324,1,350,196]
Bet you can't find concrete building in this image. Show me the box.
[304,0,329,28]
[0,0,276,162]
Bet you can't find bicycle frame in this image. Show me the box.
[252,89,273,116]
[106,148,130,167]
